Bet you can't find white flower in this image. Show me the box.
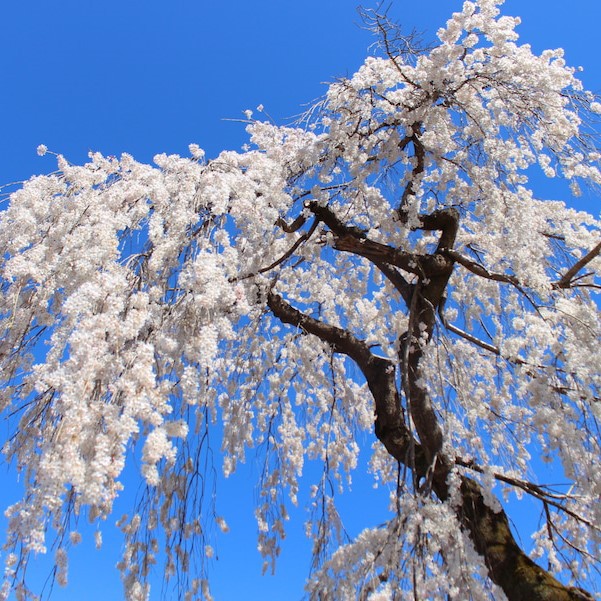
[188,143,205,160]
[36,144,48,156]
[215,516,229,533]
[590,101,601,114]
[69,531,82,545]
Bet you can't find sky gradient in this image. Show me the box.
[1,1,600,599]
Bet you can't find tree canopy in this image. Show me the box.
[1,1,600,599]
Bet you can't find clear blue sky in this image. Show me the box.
[1,1,600,599]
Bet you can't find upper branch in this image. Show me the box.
[440,248,521,287]
[257,218,319,275]
[399,126,426,211]
[554,240,601,289]
[306,201,453,278]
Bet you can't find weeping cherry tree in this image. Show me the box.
[1,1,600,599]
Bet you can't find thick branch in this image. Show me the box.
[398,209,458,463]
[307,201,421,274]
[399,127,426,211]
[266,292,427,473]
[408,207,460,252]
[275,214,307,233]
[372,260,413,306]
[456,477,593,601]
[268,199,592,600]
[400,281,445,466]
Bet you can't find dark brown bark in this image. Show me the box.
[266,203,593,601]
[455,477,594,601]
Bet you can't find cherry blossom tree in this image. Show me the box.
[1,1,600,599]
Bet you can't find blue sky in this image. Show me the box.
[1,1,601,599]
